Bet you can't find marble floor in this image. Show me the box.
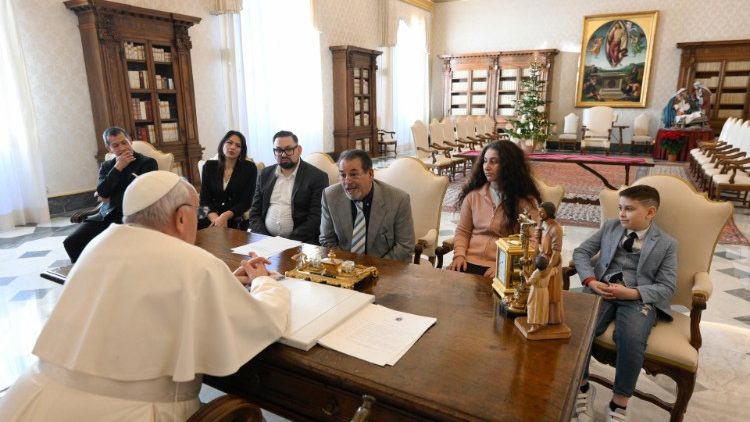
[1,208,749,421]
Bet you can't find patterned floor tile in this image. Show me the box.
[0,276,16,286]
[718,268,750,279]
[714,251,744,260]
[10,288,51,302]
[735,315,750,326]
[48,259,71,268]
[725,288,750,302]
[19,250,50,259]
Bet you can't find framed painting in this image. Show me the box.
[575,11,658,108]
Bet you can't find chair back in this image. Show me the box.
[198,154,258,179]
[482,115,496,135]
[429,118,446,146]
[633,113,650,137]
[304,152,338,186]
[717,117,736,142]
[533,176,565,209]
[455,117,475,140]
[441,117,457,141]
[106,141,174,171]
[411,120,431,159]
[375,157,449,257]
[599,175,732,308]
[583,106,614,136]
[562,113,579,135]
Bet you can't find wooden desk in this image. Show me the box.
[199,228,600,422]
[528,153,655,190]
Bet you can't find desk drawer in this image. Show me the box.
[228,361,429,421]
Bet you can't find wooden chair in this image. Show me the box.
[563,175,733,422]
[581,106,614,155]
[187,395,262,422]
[304,152,338,186]
[429,118,467,176]
[70,141,175,223]
[375,157,449,265]
[197,154,263,222]
[630,112,654,155]
[410,120,455,179]
[455,116,484,150]
[557,113,580,151]
[376,129,397,158]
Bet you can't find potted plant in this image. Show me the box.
[660,132,686,161]
[504,62,552,152]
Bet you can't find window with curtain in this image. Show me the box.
[392,17,429,155]
[0,0,49,230]
[233,0,324,165]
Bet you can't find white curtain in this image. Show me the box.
[392,16,429,155]
[233,0,323,165]
[0,0,49,230]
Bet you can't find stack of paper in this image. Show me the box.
[232,236,301,257]
[318,304,437,366]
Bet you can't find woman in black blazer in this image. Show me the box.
[199,130,257,230]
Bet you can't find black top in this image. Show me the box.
[200,159,257,219]
[90,152,158,223]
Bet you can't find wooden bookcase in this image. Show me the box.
[441,49,557,128]
[330,45,381,156]
[65,0,203,184]
[677,40,750,134]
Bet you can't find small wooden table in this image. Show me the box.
[653,128,714,161]
[528,153,655,190]
[199,228,600,422]
[612,124,629,154]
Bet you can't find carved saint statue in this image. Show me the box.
[526,255,552,333]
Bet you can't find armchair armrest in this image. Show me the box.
[70,204,102,224]
[435,236,455,269]
[414,229,437,265]
[689,272,712,350]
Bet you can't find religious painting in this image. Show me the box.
[575,11,658,108]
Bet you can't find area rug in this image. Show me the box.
[442,161,749,245]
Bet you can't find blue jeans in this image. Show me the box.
[583,298,657,397]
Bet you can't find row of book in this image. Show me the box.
[353,79,369,95]
[134,125,157,143]
[128,70,149,89]
[131,98,153,121]
[719,92,746,104]
[152,47,172,63]
[125,42,146,60]
[354,138,371,152]
[726,61,750,72]
[158,101,174,119]
[723,75,749,88]
[499,80,518,91]
[354,113,370,127]
[155,75,174,90]
[353,97,369,112]
[161,122,179,143]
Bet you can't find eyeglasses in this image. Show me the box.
[178,203,209,219]
[272,145,298,156]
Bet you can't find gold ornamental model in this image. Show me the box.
[494,211,537,317]
[285,250,378,289]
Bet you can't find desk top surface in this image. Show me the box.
[198,228,600,421]
[528,153,654,166]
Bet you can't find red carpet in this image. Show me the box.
[443,161,749,245]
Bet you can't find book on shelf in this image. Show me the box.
[161,122,179,143]
[134,124,157,144]
[152,47,172,63]
[124,42,145,60]
[159,100,171,119]
[131,98,153,120]
[154,75,174,90]
[128,70,149,89]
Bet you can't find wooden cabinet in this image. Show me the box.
[331,46,381,156]
[441,49,557,128]
[677,40,750,134]
[65,0,203,184]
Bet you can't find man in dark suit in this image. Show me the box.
[248,130,328,244]
[63,127,157,262]
[320,149,415,262]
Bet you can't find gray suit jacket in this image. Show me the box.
[320,180,415,262]
[573,219,677,319]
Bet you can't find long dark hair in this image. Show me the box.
[217,130,248,167]
[457,140,540,232]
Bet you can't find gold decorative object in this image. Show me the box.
[494,211,536,318]
[285,251,378,289]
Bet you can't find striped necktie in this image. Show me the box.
[351,201,366,254]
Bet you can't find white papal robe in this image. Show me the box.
[0,224,290,421]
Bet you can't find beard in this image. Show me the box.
[279,159,296,170]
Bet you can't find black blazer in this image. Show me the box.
[248,160,329,244]
[91,152,157,223]
[200,159,257,219]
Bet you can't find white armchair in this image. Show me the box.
[106,141,174,171]
[304,152,339,186]
[630,112,654,155]
[581,106,614,155]
[557,113,580,151]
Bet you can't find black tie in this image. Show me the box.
[623,232,638,252]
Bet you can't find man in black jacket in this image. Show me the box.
[63,127,157,262]
[248,130,328,244]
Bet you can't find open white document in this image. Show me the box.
[278,278,374,351]
[318,304,437,366]
[232,236,301,257]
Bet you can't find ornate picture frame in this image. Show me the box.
[575,11,659,108]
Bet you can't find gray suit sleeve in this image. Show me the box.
[572,223,607,282]
[319,190,338,247]
[384,193,416,262]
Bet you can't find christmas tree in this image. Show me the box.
[505,61,552,149]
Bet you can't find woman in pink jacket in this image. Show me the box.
[449,141,540,277]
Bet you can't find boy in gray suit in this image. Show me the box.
[572,185,677,422]
[320,149,415,262]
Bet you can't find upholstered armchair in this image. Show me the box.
[435,176,565,269]
[375,157,449,265]
[557,112,580,151]
[70,141,175,223]
[410,120,455,179]
[563,175,733,422]
[197,154,263,221]
[429,118,467,176]
[304,152,338,186]
[630,112,654,155]
[581,106,614,155]
[376,129,397,158]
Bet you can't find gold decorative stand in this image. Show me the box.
[284,251,378,289]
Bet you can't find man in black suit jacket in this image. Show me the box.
[248,131,328,244]
[63,127,157,262]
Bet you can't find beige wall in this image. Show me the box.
[432,0,750,142]
[14,0,227,196]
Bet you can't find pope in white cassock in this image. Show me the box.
[0,171,291,421]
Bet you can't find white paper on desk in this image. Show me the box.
[318,304,436,366]
[231,236,301,257]
[278,278,374,351]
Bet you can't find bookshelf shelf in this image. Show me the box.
[65,0,203,183]
[331,45,381,156]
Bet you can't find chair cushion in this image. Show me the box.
[631,135,652,143]
[559,134,578,141]
[712,172,750,185]
[595,312,698,372]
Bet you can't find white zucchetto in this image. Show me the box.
[123,170,180,216]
